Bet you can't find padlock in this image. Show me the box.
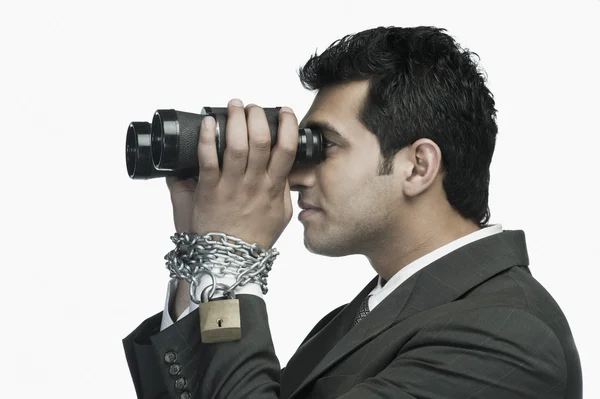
[199,284,242,343]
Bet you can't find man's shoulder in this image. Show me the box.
[462,265,569,327]
[425,265,579,367]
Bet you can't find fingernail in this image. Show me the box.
[202,116,215,129]
[280,106,293,113]
[230,98,243,107]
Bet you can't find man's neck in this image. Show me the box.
[366,218,481,281]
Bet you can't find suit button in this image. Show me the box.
[180,392,191,399]
[174,377,187,390]
[169,364,182,376]
[164,351,177,364]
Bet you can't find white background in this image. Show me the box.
[1,0,598,397]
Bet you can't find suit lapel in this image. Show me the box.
[396,229,530,322]
[288,230,530,399]
[287,274,419,399]
[280,277,378,398]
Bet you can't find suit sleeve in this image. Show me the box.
[332,306,568,399]
[123,294,281,399]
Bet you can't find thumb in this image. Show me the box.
[166,176,197,196]
[283,179,293,222]
[166,176,197,233]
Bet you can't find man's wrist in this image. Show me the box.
[169,276,264,323]
[170,279,191,322]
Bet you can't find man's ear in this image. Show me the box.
[402,139,443,198]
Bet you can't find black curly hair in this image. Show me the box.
[298,26,498,227]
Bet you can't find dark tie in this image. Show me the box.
[352,294,372,327]
[352,278,386,327]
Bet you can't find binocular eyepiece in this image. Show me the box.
[125,106,324,179]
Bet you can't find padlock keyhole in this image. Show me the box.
[217,319,223,327]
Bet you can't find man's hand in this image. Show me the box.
[165,99,297,320]
[166,176,197,234]
[190,99,298,250]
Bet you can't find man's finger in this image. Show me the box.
[245,105,272,182]
[197,115,220,187]
[267,107,298,186]
[222,99,248,182]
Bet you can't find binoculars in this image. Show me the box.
[125,106,325,179]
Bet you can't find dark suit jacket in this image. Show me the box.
[123,230,582,398]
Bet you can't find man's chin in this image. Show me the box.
[303,235,350,258]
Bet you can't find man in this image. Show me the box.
[123,26,582,398]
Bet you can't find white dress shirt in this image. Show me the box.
[160,224,503,331]
[160,272,264,331]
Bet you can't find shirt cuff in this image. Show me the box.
[160,275,264,331]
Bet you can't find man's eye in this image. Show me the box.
[324,139,336,149]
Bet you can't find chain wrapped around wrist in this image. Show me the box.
[164,232,279,304]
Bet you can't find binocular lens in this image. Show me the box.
[151,109,180,170]
[126,122,152,179]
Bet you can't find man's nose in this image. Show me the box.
[289,163,316,191]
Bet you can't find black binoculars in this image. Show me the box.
[125,106,325,179]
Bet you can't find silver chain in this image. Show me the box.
[164,232,279,304]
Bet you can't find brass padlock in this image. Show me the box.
[199,283,242,343]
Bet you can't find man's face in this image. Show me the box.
[290,80,401,257]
